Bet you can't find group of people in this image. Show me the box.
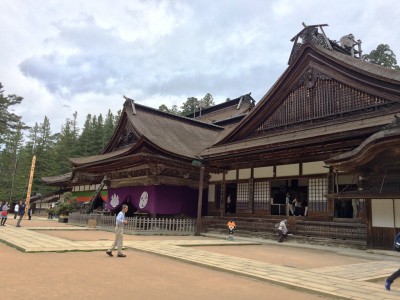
[285,192,308,217]
[223,217,400,293]
[5,198,400,293]
[0,201,30,227]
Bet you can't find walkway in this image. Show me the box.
[1,219,399,299]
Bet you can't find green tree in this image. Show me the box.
[158,104,170,113]
[93,114,104,152]
[362,44,400,70]
[78,114,94,156]
[200,93,215,107]
[104,109,116,146]
[170,105,180,115]
[158,104,180,115]
[52,116,79,175]
[0,122,24,202]
[0,82,26,146]
[181,97,199,116]
[31,117,57,196]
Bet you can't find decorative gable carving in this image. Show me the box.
[252,70,397,136]
[115,121,139,149]
[295,67,332,89]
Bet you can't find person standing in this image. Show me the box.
[16,201,26,227]
[13,202,19,219]
[28,206,32,220]
[285,192,293,216]
[1,201,9,226]
[227,220,236,241]
[292,195,302,216]
[106,204,128,257]
[352,199,360,218]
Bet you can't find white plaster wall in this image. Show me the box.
[276,164,299,177]
[254,166,274,178]
[208,184,215,202]
[371,199,400,227]
[238,168,251,179]
[225,170,237,180]
[338,174,355,184]
[209,173,223,182]
[302,161,329,175]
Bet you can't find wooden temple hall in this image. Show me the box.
[43,24,400,249]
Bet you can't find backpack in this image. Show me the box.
[394,233,400,252]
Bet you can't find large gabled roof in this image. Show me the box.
[185,93,255,126]
[69,99,225,166]
[200,42,400,161]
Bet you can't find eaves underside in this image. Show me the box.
[202,112,396,159]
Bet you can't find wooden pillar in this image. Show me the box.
[249,178,254,214]
[195,166,205,236]
[25,156,36,218]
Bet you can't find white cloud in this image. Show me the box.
[1,0,400,135]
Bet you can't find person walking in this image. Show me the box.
[1,201,9,226]
[16,201,26,227]
[277,219,288,243]
[14,202,19,219]
[106,204,128,257]
[385,232,400,291]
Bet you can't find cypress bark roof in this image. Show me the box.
[200,42,400,162]
[69,100,225,166]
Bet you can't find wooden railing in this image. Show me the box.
[68,213,196,233]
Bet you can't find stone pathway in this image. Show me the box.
[1,224,399,299]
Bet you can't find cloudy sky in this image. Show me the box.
[1,0,399,134]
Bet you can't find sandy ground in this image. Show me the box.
[0,217,396,299]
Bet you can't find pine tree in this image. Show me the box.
[0,122,24,202]
[0,82,26,146]
[362,44,400,70]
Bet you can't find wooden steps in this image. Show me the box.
[203,216,367,250]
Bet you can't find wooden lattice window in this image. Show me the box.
[308,177,328,212]
[254,78,394,135]
[254,180,270,210]
[236,182,250,210]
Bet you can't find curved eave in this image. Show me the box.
[69,145,132,167]
[41,172,72,186]
[325,191,400,199]
[325,127,400,171]
[73,140,197,174]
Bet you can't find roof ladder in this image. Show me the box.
[87,176,108,213]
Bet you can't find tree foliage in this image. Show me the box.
[0,83,26,146]
[0,82,121,204]
[158,93,216,116]
[362,44,400,70]
[181,97,199,116]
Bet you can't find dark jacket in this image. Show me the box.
[18,204,26,216]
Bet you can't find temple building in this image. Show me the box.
[42,24,400,249]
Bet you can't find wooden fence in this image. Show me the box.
[68,213,196,233]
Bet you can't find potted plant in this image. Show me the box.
[56,202,72,223]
